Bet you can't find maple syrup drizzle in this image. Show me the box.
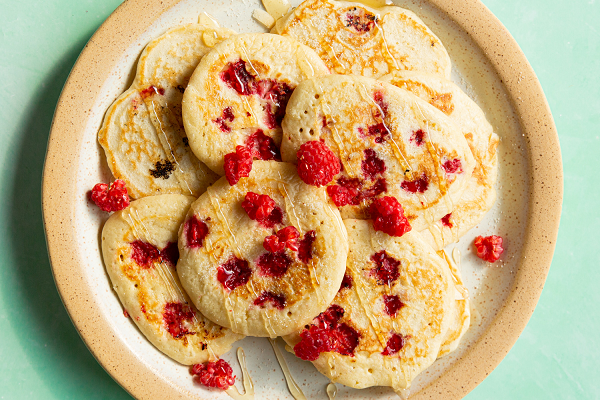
[326,382,337,399]
[226,348,255,400]
[268,338,307,400]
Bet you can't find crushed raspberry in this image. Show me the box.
[293,325,331,361]
[241,192,283,228]
[362,122,390,144]
[190,359,236,390]
[217,256,252,290]
[340,273,353,291]
[315,304,345,329]
[245,129,281,161]
[401,174,429,193]
[184,216,209,249]
[411,129,426,146]
[327,177,361,207]
[474,235,504,262]
[369,196,412,237]
[361,149,386,180]
[297,141,341,187]
[373,91,388,118]
[442,158,463,174]
[263,226,300,253]
[258,80,294,128]
[224,145,253,186]
[123,309,130,318]
[90,179,130,212]
[130,240,161,268]
[213,107,235,133]
[298,230,317,263]
[370,250,401,286]
[140,85,165,99]
[160,241,180,267]
[254,291,287,310]
[329,323,360,356]
[163,302,195,339]
[257,251,293,277]
[381,333,408,356]
[344,7,376,33]
[441,213,453,228]
[221,60,255,95]
[361,178,388,200]
[383,295,405,316]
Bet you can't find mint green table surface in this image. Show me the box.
[0,0,597,398]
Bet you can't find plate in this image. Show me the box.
[42,0,562,398]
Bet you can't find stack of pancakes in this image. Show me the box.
[99,0,497,392]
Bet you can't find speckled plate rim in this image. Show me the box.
[42,0,563,399]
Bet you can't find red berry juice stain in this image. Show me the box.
[213,106,235,133]
[163,302,195,339]
[184,216,209,249]
[401,174,429,193]
[130,240,161,268]
[361,148,386,180]
[257,251,293,278]
[370,250,401,285]
[381,333,408,356]
[217,256,252,290]
[298,230,317,263]
[441,213,453,228]
[245,129,281,161]
[383,295,405,316]
[253,291,287,310]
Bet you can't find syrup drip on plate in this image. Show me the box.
[226,348,255,400]
[326,382,337,399]
[393,387,410,400]
[268,338,307,400]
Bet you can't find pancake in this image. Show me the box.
[281,74,476,232]
[273,0,451,79]
[380,70,500,249]
[176,161,348,338]
[101,194,243,365]
[182,33,330,176]
[98,21,235,199]
[283,220,455,390]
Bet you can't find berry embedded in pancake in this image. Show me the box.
[273,0,451,79]
[283,220,456,390]
[380,70,500,250]
[98,22,236,199]
[101,194,243,365]
[182,33,330,176]
[281,74,476,232]
[176,161,348,338]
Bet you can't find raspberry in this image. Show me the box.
[257,80,294,128]
[190,359,236,390]
[140,85,165,99]
[130,241,161,268]
[381,333,408,356]
[160,241,179,267]
[245,129,281,161]
[90,179,130,212]
[411,129,425,146]
[361,178,387,200]
[369,196,412,237]
[294,325,332,361]
[345,7,376,33]
[329,323,360,356]
[224,145,253,186]
[297,230,317,263]
[241,192,283,228]
[383,295,405,316]
[361,149,386,180]
[217,256,252,290]
[401,174,429,193]
[253,291,287,309]
[184,216,209,249]
[442,158,463,174]
[367,122,390,144]
[256,251,293,277]
[213,107,235,133]
[327,177,361,207]
[315,304,345,329]
[339,273,353,291]
[263,226,300,253]
[163,302,195,339]
[474,235,504,262]
[221,60,255,95]
[441,213,453,228]
[373,91,388,118]
[297,141,341,187]
[370,250,401,286]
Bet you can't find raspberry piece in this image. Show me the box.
[330,323,360,356]
[140,85,165,99]
[224,145,253,186]
[401,174,429,193]
[257,251,293,277]
[254,291,287,310]
[369,196,412,237]
[297,141,341,187]
[241,192,283,228]
[90,179,130,212]
[220,60,256,95]
[383,295,405,316]
[123,309,130,318]
[245,129,281,161]
[442,158,463,174]
[130,240,161,268]
[190,359,236,390]
[294,325,332,361]
[213,107,235,133]
[184,216,209,249]
[263,226,300,253]
[163,302,195,339]
[361,149,386,180]
[298,230,317,263]
[217,256,252,290]
[345,7,376,33]
[370,250,401,286]
[381,333,408,356]
[327,177,361,207]
[160,241,179,267]
[441,213,453,228]
[411,129,425,146]
[315,304,345,329]
[474,235,504,262]
[361,178,388,200]
[373,91,388,118]
[339,273,353,291]
[366,122,390,144]
[257,80,294,128]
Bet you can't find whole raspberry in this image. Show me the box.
[224,145,253,185]
[474,235,504,262]
[263,226,300,253]
[241,192,283,228]
[293,325,332,361]
[190,359,236,390]
[296,140,340,187]
[90,179,130,212]
[369,196,412,237]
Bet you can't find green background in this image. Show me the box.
[0,0,597,398]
